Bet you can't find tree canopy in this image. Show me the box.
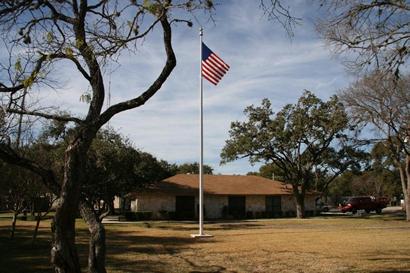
[176,162,213,175]
[221,91,363,218]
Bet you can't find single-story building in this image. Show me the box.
[124,174,319,220]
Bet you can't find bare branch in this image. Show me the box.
[0,143,60,194]
[318,0,410,75]
[42,1,76,24]
[259,0,301,37]
[6,108,84,124]
[97,14,176,127]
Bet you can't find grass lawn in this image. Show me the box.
[0,212,409,273]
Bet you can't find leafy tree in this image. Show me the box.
[83,128,174,218]
[341,72,410,220]
[350,170,400,198]
[328,171,355,204]
[177,162,213,175]
[317,0,410,76]
[329,168,401,206]
[221,91,362,218]
[358,141,402,198]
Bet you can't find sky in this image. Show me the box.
[5,1,355,174]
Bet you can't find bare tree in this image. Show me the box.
[341,71,410,220]
[317,0,410,76]
[4,175,31,239]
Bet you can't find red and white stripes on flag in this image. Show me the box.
[201,42,230,85]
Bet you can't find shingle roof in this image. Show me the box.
[140,174,294,196]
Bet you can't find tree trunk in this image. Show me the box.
[33,200,55,245]
[293,186,305,219]
[398,160,410,221]
[51,196,81,273]
[10,212,18,238]
[120,195,127,215]
[51,143,87,273]
[405,194,410,221]
[295,195,305,219]
[108,198,114,216]
[32,211,41,245]
[405,155,410,221]
[80,202,107,273]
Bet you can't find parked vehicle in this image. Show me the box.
[339,196,389,214]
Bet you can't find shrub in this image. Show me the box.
[124,211,153,221]
[158,210,175,220]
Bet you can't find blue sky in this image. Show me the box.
[20,1,354,174]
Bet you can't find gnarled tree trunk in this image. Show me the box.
[51,139,90,273]
[51,196,81,273]
[80,202,107,273]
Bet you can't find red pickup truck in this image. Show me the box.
[340,196,389,214]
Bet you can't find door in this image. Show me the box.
[228,196,246,219]
[266,196,282,217]
[175,196,195,220]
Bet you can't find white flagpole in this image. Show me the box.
[199,27,204,236]
[192,27,211,238]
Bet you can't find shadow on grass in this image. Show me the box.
[107,256,168,273]
[0,225,54,273]
[106,231,216,255]
[1,216,409,273]
[0,222,221,273]
[370,271,410,273]
[0,222,101,273]
[134,220,268,232]
[103,229,224,273]
[364,249,410,273]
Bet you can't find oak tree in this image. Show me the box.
[221,91,360,218]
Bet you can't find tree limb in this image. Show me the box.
[6,108,84,124]
[0,143,60,194]
[97,14,176,128]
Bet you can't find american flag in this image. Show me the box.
[201,43,230,85]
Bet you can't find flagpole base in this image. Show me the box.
[190,233,213,238]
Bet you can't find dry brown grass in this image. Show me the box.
[0,213,409,273]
